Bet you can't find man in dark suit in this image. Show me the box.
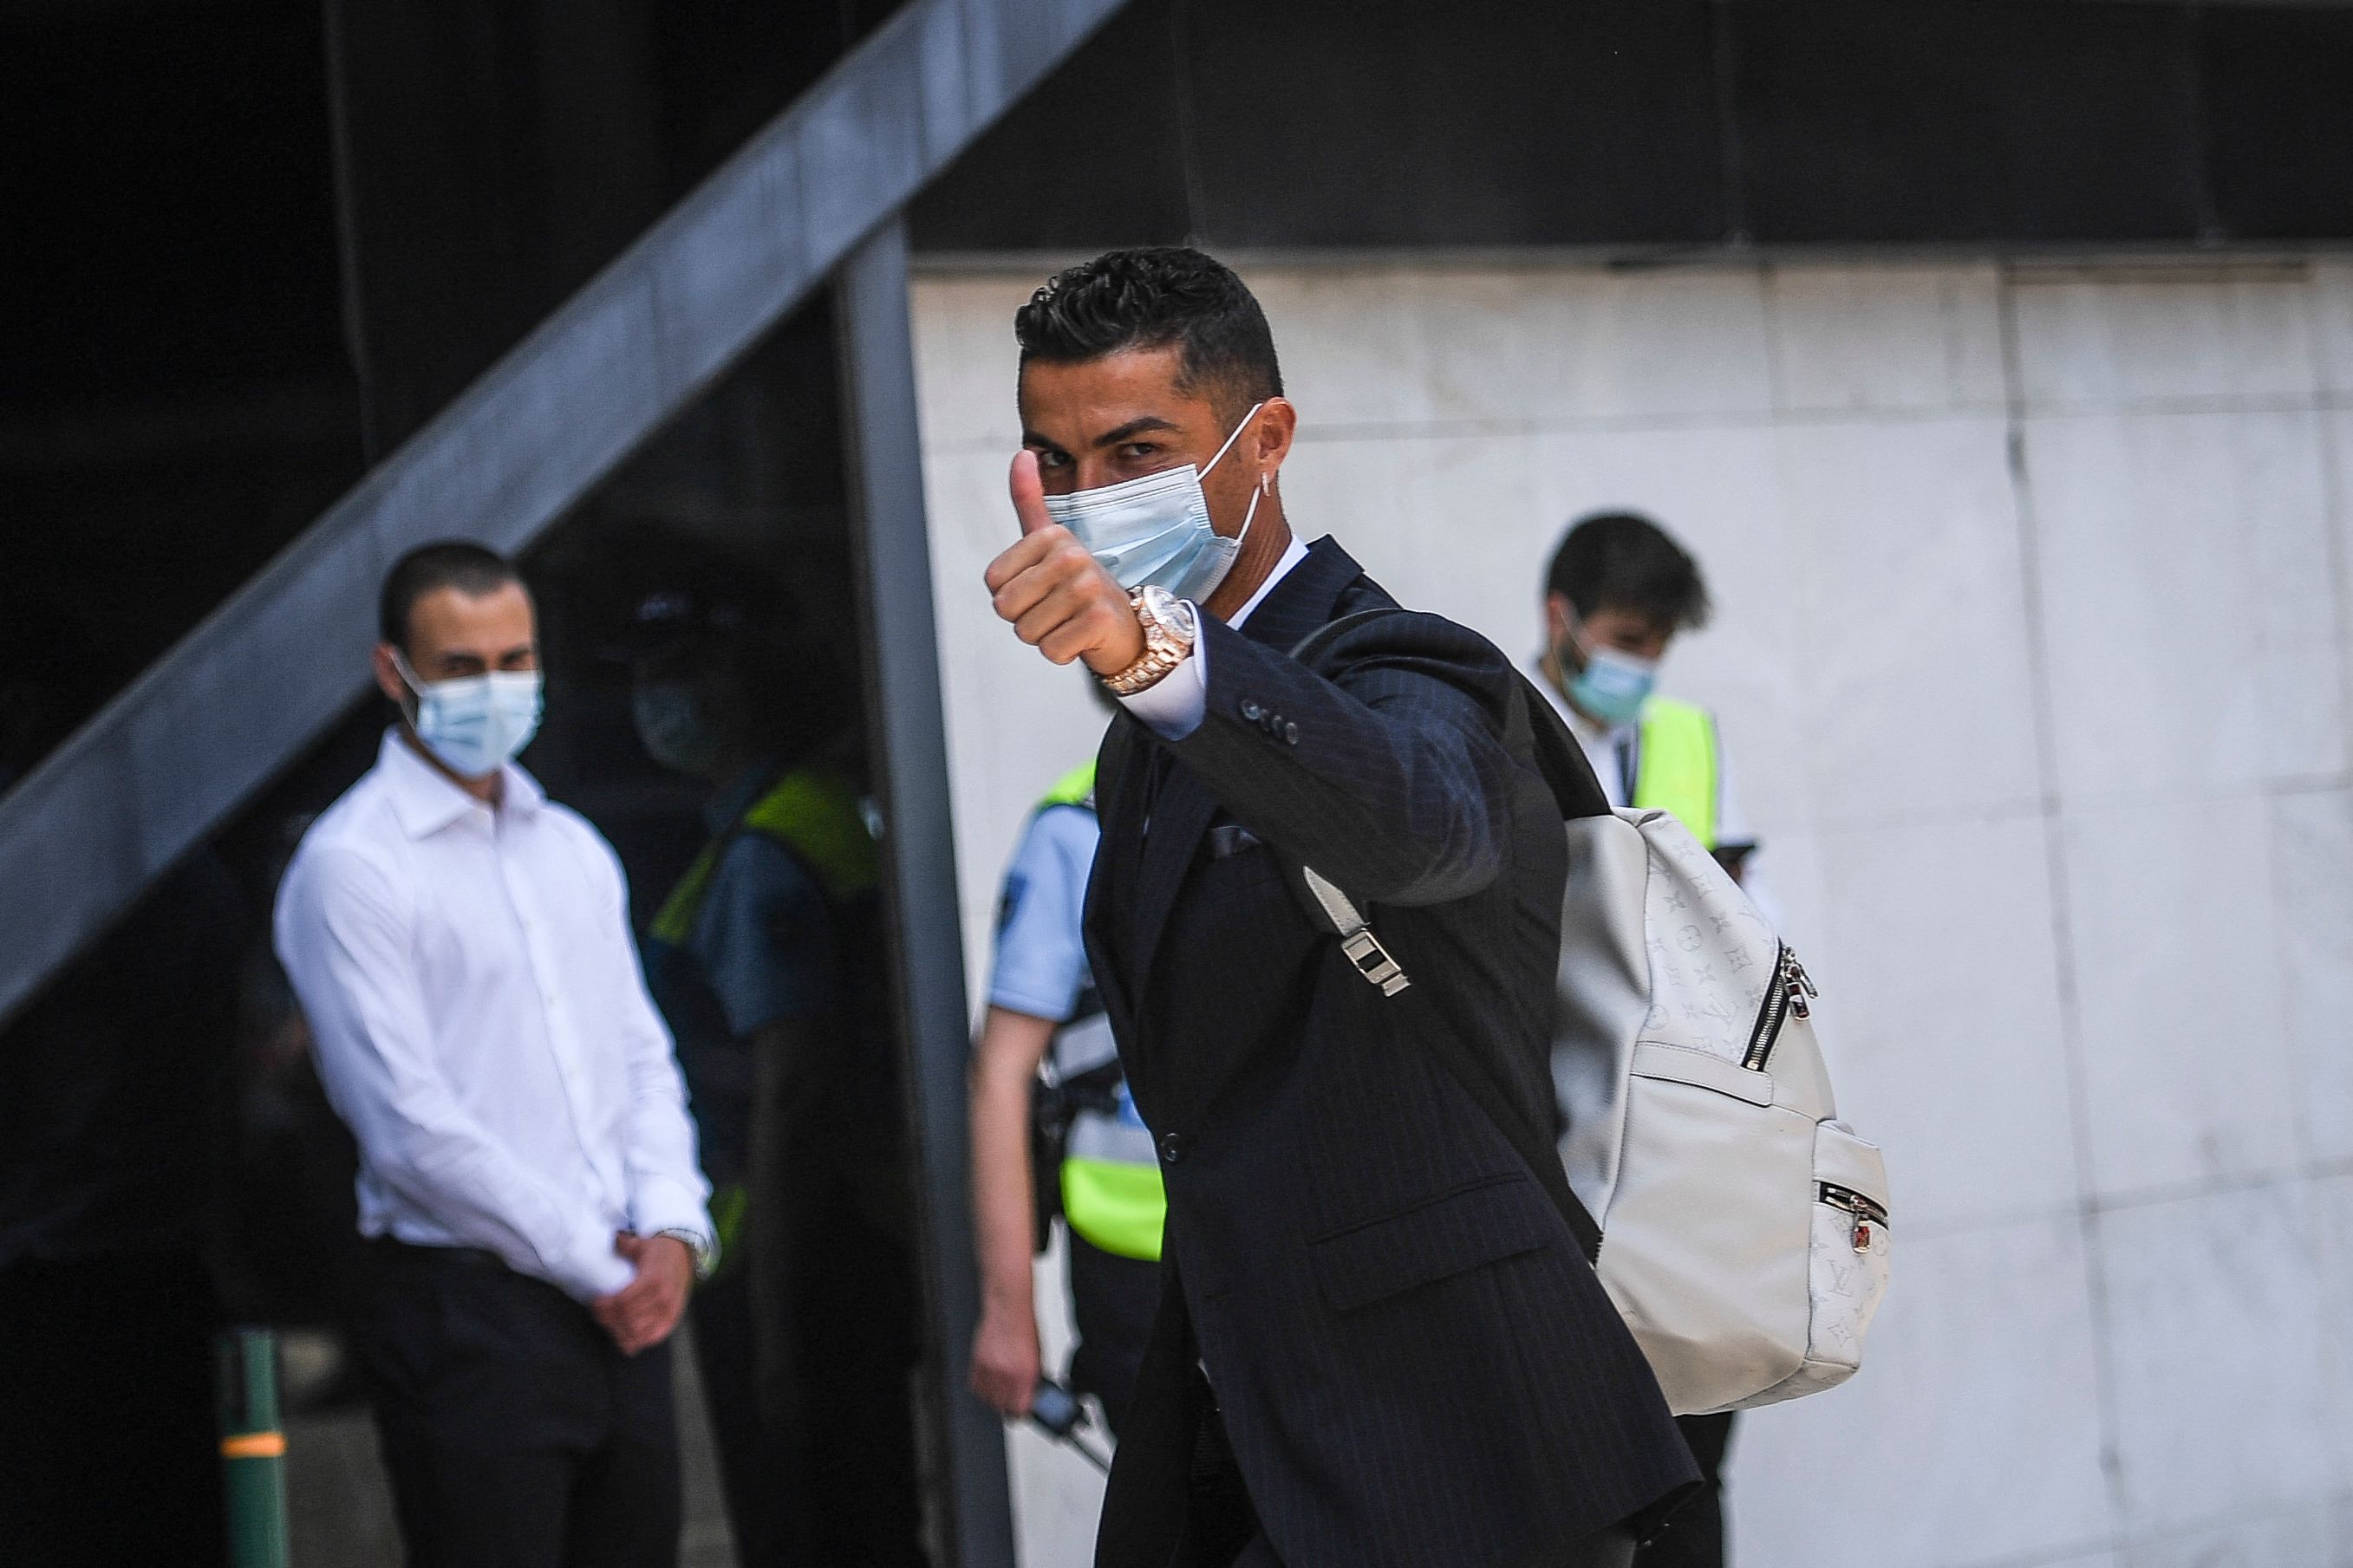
[982,248,1695,1568]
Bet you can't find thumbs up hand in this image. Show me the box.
[984,451,1146,678]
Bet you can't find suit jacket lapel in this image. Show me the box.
[1123,538,1364,1002]
[1125,766,1219,983]
[1085,714,1149,1044]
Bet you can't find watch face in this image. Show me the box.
[1143,585,1196,641]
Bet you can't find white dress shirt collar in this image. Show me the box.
[1115,531,1313,741]
[1228,533,1312,631]
[377,727,546,840]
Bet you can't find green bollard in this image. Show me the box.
[217,1327,292,1568]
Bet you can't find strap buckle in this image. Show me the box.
[1339,929,1411,997]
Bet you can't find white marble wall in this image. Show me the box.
[909,257,2353,1568]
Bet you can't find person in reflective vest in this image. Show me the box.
[968,756,1164,1437]
[1529,511,1762,883]
[628,595,926,1568]
[1529,511,1760,1568]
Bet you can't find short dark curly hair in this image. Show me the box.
[1014,247,1282,419]
[379,541,524,652]
[1546,512,1711,633]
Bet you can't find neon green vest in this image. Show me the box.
[652,769,877,947]
[651,768,879,1269]
[1632,696,1721,850]
[1033,759,1167,1262]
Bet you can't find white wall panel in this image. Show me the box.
[2271,790,2353,1166]
[1764,264,2006,415]
[1773,415,2043,823]
[2097,1181,2346,1536]
[2315,263,2353,395]
[2024,409,2345,800]
[2063,793,2302,1198]
[2125,1503,2343,1568]
[1814,812,2079,1235]
[2011,273,2320,410]
[1734,1215,2115,1568]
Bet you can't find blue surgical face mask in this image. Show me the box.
[1567,643,1658,728]
[394,653,543,779]
[1042,402,1268,602]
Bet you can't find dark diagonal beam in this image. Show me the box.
[0,0,1125,1023]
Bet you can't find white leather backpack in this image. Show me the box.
[1549,806,1890,1414]
[1288,612,1891,1416]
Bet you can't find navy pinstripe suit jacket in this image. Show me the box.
[1085,538,1696,1568]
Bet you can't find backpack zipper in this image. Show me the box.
[1740,945,1818,1071]
[1819,1181,1889,1253]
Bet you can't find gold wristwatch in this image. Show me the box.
[1099,584,1199,696]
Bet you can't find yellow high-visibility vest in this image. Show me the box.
[652,768,877,946]
[1032,759,1167,1262]
[1632,696,1722,850]
[650,767,879,1269]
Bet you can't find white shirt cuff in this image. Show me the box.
[631,1180,717,1265]
[554,1221,638,1302]
[1117,610,1209,739]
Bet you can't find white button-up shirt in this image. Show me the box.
[275,731,712,1301]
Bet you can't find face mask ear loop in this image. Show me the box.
[1232,484,1263,555]
[388,648,427,725]
[1204,402,1270,563]
[1558,608,1595,677]
[1200,400,1268,479]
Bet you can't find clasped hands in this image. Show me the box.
[591,1232,693,1356]
[985,452,1145,676]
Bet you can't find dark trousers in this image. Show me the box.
[358,1240,680,1568]
[690,1149,928,1568]
[0,1252,228,1568]
[1633,1414,1736,1568]
[1169,1372,1637,1568]
[1066,1231,1159,1439]
[688,1268,807,1566]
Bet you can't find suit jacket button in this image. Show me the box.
[1284,722,1300,745]
[1240,700,1262,722]
[1158,1132,1184,1163]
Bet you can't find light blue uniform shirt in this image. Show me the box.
[988,804,1098,1025]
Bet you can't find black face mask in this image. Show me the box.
[632,682,723,777]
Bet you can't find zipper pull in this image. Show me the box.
[1783,951,1816,1019]
[1851,1214,1874,1253]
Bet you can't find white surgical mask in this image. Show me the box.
[394,652,543,779]
[1043,402,1268,603]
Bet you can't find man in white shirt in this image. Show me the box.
[275,542,715,1568]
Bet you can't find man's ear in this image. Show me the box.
[1253,397,1299,476]
[1545,593,1574,646]
[372,644,412,712]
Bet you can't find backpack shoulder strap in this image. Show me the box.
[1283,609,1605,1261]
[1292,609,1611,823]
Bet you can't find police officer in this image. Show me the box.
[968,750,1162,1437]
[1530,511,1755,1567]
[628,592,926,1567]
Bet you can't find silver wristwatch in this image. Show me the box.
[657,1227,719,1281]
[1099,584,1199,696]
